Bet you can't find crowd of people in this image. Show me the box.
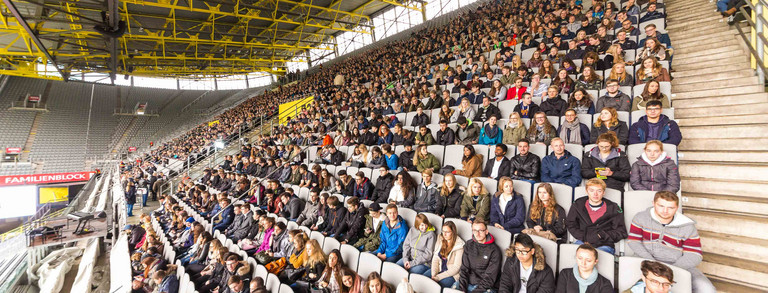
[117,0,720,291]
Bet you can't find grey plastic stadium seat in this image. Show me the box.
[443,145,465,169]
[512,180,533,208]
[340,244,361,271]
[381,262,409,287]
[525,143,548,159]
[322,236,341,255]
[528,234,559,275]
[267,273,281,293]
[399,207,418,228]
[279,284,294,293]
[427,145,446,166]
[357,252,383,279]
[564,144,584,162]
[410,274,442,292]
[310,231,325,247]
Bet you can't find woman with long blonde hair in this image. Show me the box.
[294,239,327,290]
[608,63,634,87]
[503,112,527,145]
[523,183,567,242]
[459,177,491,223]
[591,107,629,145]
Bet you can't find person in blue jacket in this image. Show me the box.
[628,100,682,146]
[489,177,527,234]
[541,138,582,187]
[373,204,409,262]
[382,145,399,171]
[213,198,235,231]
[478,115,504,145]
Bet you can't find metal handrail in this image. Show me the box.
[735,1,768,81]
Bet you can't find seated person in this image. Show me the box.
[523,183,567,242]
[513,93,540,119]
[566,179,627,254]
[629,100,682,146]
[591,107,629,145]
[581,132,631,191]
[626,261,677,293]
[410,106,430,127]
[429,221,465,288]
[541,138,582,187]
[352,203,386,252]
[436,173,464,219]
[596,79,632,112]
[630,140,680,192]
[213,198,235,232]
[498,234,555,293]
[558,109,592,146]
[353,171,374,200]
[628,191,716,293]
[278,192,306,221]
[414,125,435,146]
[510,139,541,182]
[632,80,670,111]
[454,145,484,178]
[478,116,504,145]
[474,96,501,123]
[455,116,480,145]
[458,221,502,293]
[373,204,409,262]
[539,86,568,116]
[397,214,437,274]
[413,145,440,173]
[555,244,614,292]
[388,171,417,208]
[451,98,476,123]
[435,120,456,146]
[322,197,347,237]
[489,177,526,234]
[483,144,512,180]
[413,170,439,213]
[334,197,368,245]
[460,178,491,224]
[527,112,558,146]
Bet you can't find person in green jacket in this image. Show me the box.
[413,145,441,173]
[414,125,436,146]
[353,203,387,252]
[460,177,491,223]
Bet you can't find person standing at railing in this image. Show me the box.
[125,182,137,217]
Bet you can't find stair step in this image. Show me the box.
[673,43,743,58]
[673,56,749,72]
[672,92,768,108]
[680,150,768,163]
[679,138,768,151]
[669,20,729,36]
[667,3,717,15]
[683,193,768,216]
[711,276,768,293]
[674,30,738,47]
[677,114,768,126]
[672,69,754,86]
[667,15,725,30]
[673,76,758,92]
[699,231,768,266]
[684,209,768,239]
[681,176,768,198]
[680,124,768,138]
[675,102,768,118]
[669,23,730,38]
[668,10,721,24]
[673,50,746,65]
[671,66,752,79]
[671,84,763,99]
[679,162,768,181]
[700,253,768,289]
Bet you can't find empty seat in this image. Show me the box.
[381,261,409,287]
[357,252,383,279]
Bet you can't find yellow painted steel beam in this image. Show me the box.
[377,0,421,12]
[276,0,370,22]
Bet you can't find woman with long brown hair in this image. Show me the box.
[575,65,603,91]
[591,107,629,145]
[428,221,465,288]
[632,80,670,111]
[552,69,574,95]
[636,57,671,84]
[527,111,557,145]
[523,183,567,242]
[363,272,392,293]
[316,249,345,293]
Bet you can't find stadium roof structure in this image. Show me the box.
[0,0,423,81]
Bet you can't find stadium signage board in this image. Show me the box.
[0,171,95,186]
[128,147,137,152]
[27,95,40,103]
[5,147,22,154]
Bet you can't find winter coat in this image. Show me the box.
[125,187,137,204]
[555,268,614,293]
[451,107,477,124]
[436,186,464,218]
[510,153,541,182]
[411,113,431,127]
[372,173,395,204]
[460,192,491,222]
[541,151,582,187]
[628,115,682,146]
[581,147,631,191]
[399,150,416,171]
[489,192,527,234]
[590,121,629,145]
[431,236,465,282]
[596,92,632,112]
[215,261,252,290]
[459,235,502,293]
[499,244,556,293]
[334,206,369,243]
[454,154,484,178]
[478,125,503,145]
[436,128,456,146]
[566,197,628,248]
[628,207,703,270]
[525,204,568,241]
[455,123,480,145]
[323,206,348,234]
[630,153,680,192]
[414,132,435,145]
[297,200,321,227]
[401,227,437,267]
[352,214,386,251]
[354,178,374,200]
[415,154,441,173]
[373,215,409,258]
[503,125,528,145]
[473,104,502,122]
[413,182,439,213]
[539,96,568,116]
[280,196,305,221]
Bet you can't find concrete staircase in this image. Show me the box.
[19,112,42,161]
[666,0,768,292]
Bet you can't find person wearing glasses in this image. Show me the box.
[458,221,502,293]
[596,79,632,112]
[628,191,716,293]
[555,244,614,292]
[629,100,682,146]
[624,260,676,293]
[498,234,555,293]
[581,132,631,191]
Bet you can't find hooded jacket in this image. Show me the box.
[413,182,439,213]
[628,114,682,146]
[354,178,374,200]
[334,206,369,243]
[541,150,582,187]
[628,207,703,270]
[455,154,484,178]
[483,156,512,180]
[581,146,631,191]
[459,234,502,293]
[436,186,464,218]
[566,197,628,248]
[460,192,491,222]
[456,122,480,145]
[489,192,527,234]
[430,235,465,281]
[401,226,437,267]
[629,152,680,192]
[372,173,394,204]
[373,215,409,258]
[499,244,556,293]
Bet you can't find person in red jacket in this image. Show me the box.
[506,77,528,100]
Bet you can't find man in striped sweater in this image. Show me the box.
[627,191,715,293]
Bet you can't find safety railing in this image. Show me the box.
[735,0,768,82]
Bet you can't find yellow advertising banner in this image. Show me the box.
[39,187,69,204]
[208,120,220,127]
[278,96,314,125]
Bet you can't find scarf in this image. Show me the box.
[573,266,599,293]
[536,125,548,142]
[559,117,582,145]
[484,124,499,138]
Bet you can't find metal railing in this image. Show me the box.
[735,0,768,82]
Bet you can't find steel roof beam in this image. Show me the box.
[2,0,67,80]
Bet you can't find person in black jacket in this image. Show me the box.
[410,106,431,127]
[483,144,512,180]
[392,123,415,146]
[555,244,614,293]
[523,183,568,242]
[337,170,355,197]
[566,178,627,254]
[539,86,569,117]
[581,132,631,191]
[435,120,456,146]
[509,139,541,182]
[398,143,416,171]
[459,221,502,293]
[334,197,368,244]
[324,145,345,166]
[371,167,394,204]
[436,173,463,219]
[358,126,378,146]
[279,193,305,221]
[499,234,555,293]
[473,96,502,123]
[353,171,374,200]
[125,182,137,217]
[322,196,347,236]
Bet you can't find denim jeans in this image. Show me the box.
[467,284,497,293]
[427,271,457,288]
[127,203,134,216]
[717,0,729,12]
[142,193,148,207]
[573,240,616,255]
